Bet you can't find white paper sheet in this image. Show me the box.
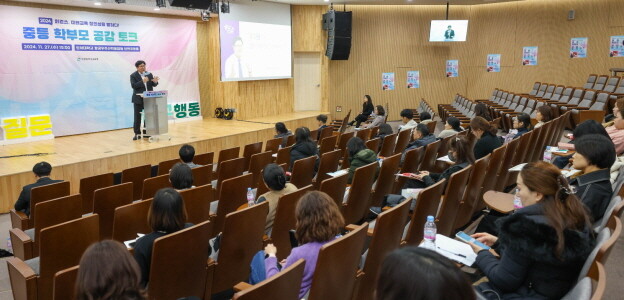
[432,234,477,266]
[327,169,348,177]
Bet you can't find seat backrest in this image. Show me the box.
[343,162,378,224]
[39,215,99,300]
[319,173,349,209]
[419,140,441,171]
[211,202,269,294]
[596,216,622,264]
[370,127,380,139]
[121,164,151,201]
[112,199,152,243]
[191,164,213,187]
[478,146,505,212]
[141,174,171,200]
[314,149,342,190]
[217,146,240,167]
[404,179,446,245]
[338,132,355,155]
[243,142,263,171]
[33,195,83,257]
[604,76,620,93]
[550,85,564,101]
[286,135,296,146]
[426,121,437,134]
[289,156,317,189]
[560,87,574,102]
[569,88,586,105]
[543,84,555,98]
[590,92,609,110]
[265,137,282,154]
[453,155,490,230]
[194,152,215,165]
[319,135,338,156]
[578,227,610,281]
[535,83,547,97]
[232,259,305,300]
[179,184,213,225]
[248,151,274,189]
[29,181,71,228]
[495,138,520,192]
[53,265,78,300]
[370,153,401,207]
[529,82,540,95]
[216,157,246,195]
[593,75,608,90]
[275,145,293,170]
[79,173,113,214]
[356,128,372,141]
[365,138,381,153]
[393,147,425,194]
[394,129,412,155]
[307,223,368,300]
[93,182,134,239]
[505,133,532,187]
[594,196,622,232]
[578,89,597,108]
[584,74,597,89]
[379,133,397,157]
[157,158,180,176]
[214,173,254,236]
[271,185,314,260]
[615,77,624,94]
[149,221,212,300]
[436,165,473,236]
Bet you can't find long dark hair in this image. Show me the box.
[294,127,313,144]
[376,247,476,300]
[537,105,553,122]
[148,188,187,233]
[75,240,146,300]
[375,105,386,116]
[474,103,492,121]
[520,162,591,257]
[470,117,497,136]
[449,135,475,165]
[573,120,610,139]
[347,137,367,159]
[263,163,287,191]
[447,117,462,132]
[365,95,373,106]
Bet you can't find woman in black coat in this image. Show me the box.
[469,162,595,300]
[349,95,374,128]
[470,116,502,160]
[289,127,319,172]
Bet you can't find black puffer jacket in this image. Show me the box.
[289,141,319,172]
[475,203,595,300]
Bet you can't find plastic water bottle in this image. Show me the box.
[513,188,523,210]
[6,237,12,252]
[247,188,255,207]
[423,216,437,250]
[543,146,553,163]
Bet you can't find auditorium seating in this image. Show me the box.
[121,164,151,201]
[78,173,113,214]
[211,173,254,237]
[319,172,349,209]
[435,165,473,236]
[93,182,133,239]
[365,137,380,153]
[156,158,180,176]
[402,179,446,245]
[266,185,313,260]
[369,153,401,208]
[289,156,316,188]
[112,199,152,243]
[243,142,263,171]
[248,152,273,189]
[141,174,171,200]
[313,149,342,190]
[342,162,378,225]
[11,181,70,230]
[191,164,213,187]
[232,259,305,300]
[179,184,213,225]
[53,265,78,300]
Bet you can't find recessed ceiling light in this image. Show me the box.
[324,0,329,2]
[94,2,102,5]
[154,7,160,10]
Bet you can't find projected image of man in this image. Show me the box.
[225,37,251,79]
[444,25,455,40]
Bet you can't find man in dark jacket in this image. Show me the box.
[401,123,436,164]
[14,162,63,216]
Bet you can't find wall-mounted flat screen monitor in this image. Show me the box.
[429,20,469,42]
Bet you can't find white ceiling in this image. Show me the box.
[267,0,523,5]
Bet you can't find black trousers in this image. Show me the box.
[133,102,144,135]
[354,113,369,127]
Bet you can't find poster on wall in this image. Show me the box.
[610,36,624,57]
[407,71,420,88]
[0,5,200,137]
[522,46,538,65]
[382,73,395,90]
[446,60,459,77]
[570,37,588,58]
[486,54,501,72]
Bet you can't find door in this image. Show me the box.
[294,52,321,111]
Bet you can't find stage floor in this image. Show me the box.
[0,111,325,212]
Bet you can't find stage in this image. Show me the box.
[0,111,325,213]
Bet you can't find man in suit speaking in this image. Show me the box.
[130,60,159,141]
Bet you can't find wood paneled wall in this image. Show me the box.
[328,0,624,120]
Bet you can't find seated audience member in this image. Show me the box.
[169,162,194,191]
[75,240,146,300]
[14,161,63,216]
[256,164,297,235]
[375,123,394,151]
[418,112,434,125]
[346,137,379,184]
[398,109,418,132]
[134,188,192,287]
[474,103,493,122]
[404,135,474,190]
[501,113,531,143]
[179,144,202,168]
[363,105,386,129]
[553,119,610,169]
[534,105,553,129]
[569,135,615,222]
[316,114,329,140]
[375,247,476,300]
[289,127,319,172]
[605,107,624,154]
[263,191,344,299]
[274,122,292,148]
[349,95,375,128]
[471,117,502,160]
[437,116,463,139]
[470,161,594,300]
[401,124,436,164]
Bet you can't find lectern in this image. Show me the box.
[140,90,171,142]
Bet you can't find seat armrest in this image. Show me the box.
[204,258,217,299]
[7,257,38,300]
[9,229,34,261]
[233,282,253,292]
[10,210,28,230]
[345,224,374,236]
